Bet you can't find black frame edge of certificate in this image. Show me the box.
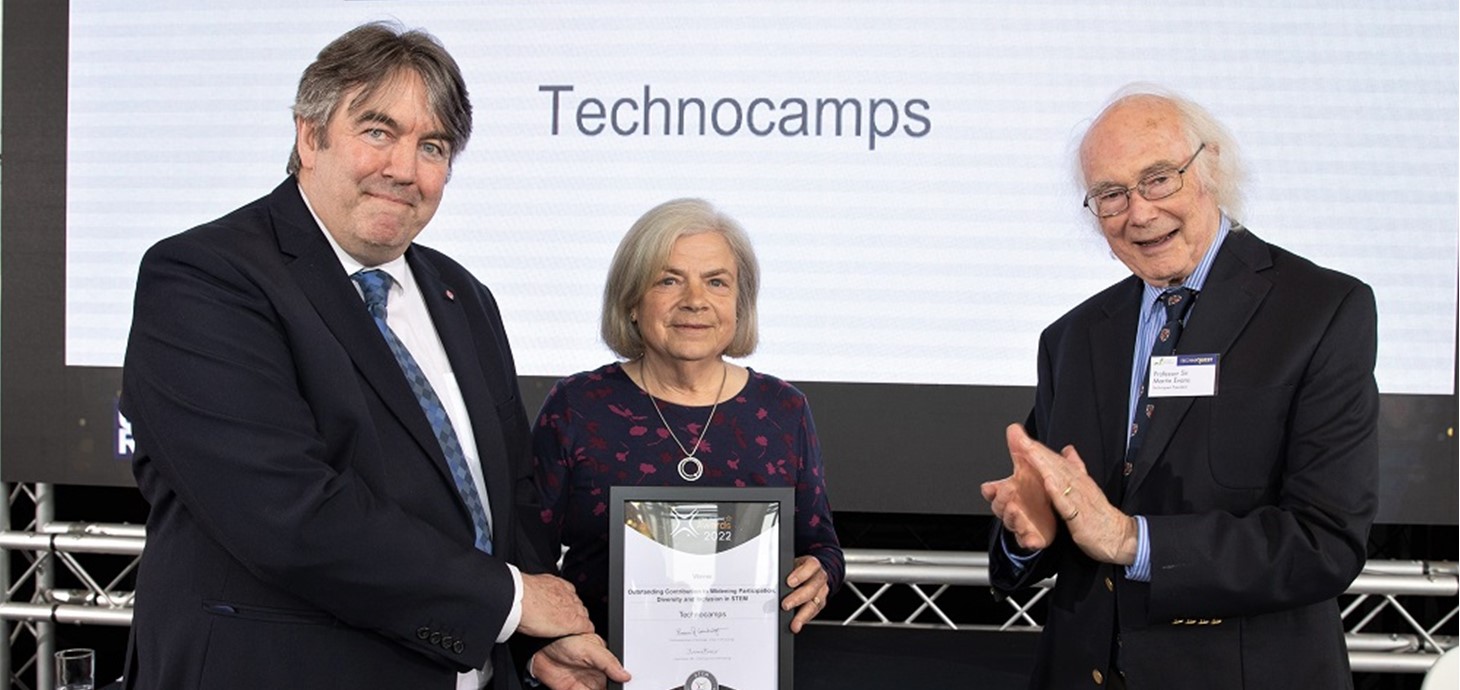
[608,485,795,690]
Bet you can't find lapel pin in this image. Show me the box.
[445,289,455,301]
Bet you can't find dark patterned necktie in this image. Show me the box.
[1123,287,1198,482]
[353,269,493,554]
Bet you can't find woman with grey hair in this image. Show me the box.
[532,198,844,638]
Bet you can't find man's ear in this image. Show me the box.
[296,117,319,171]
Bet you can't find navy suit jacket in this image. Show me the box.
[121,179,549,689]
[991,228,1379,689]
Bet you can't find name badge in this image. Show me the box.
[1149,354,1219,398]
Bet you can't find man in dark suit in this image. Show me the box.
[120,23,629,690]
[981,87,1378,689]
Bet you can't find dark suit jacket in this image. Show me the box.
[991,228,1378,689]
[120,179,550,689]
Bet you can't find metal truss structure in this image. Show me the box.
[836,549,1459,675]
[1,483,1455,688]
[2,484,143,690]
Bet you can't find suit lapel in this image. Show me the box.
[1090,279,1143,491]
[270,182,454,486]
[1125,228,1273,497]
[409,253,515,546]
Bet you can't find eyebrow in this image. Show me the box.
[352,110,454,151]
[1088,158,1183,192]
[660,266,734,279]
[1137,159,1182,178]
[354,110,399,131]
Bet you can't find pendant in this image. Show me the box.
[677,456,704,482]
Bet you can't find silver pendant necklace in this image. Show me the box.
[643,360,728,482]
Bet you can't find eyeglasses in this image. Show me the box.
[1083,143,1205,218]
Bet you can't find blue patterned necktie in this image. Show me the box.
[1123,286,1197,483]
[353,269,493,554]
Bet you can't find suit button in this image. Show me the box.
[1104,577,1114,592]
[1092,668,1104,684]
[441,635,453,648]
[453,640,465,654]
[430,632,442,644]
[416,627,430,640]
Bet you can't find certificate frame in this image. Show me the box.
[608,486,794,690]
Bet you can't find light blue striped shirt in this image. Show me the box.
[1126,215,1230,582]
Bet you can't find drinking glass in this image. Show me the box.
[54,648,95,690]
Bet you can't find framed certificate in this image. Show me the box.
[608,486,794,690]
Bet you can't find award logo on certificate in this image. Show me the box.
[609,486,794,690]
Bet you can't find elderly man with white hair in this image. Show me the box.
[982,86,1378,689]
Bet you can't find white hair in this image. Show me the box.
[1071,83,1247,222]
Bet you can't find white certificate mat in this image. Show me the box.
[610,487,794,690]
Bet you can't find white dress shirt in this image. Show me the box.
[302,188,523,689]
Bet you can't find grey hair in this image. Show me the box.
[1072,83,1246,222]
[286,21,471,175]
[601,198,761,360]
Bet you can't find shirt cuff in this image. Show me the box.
[1000,528,1040,574]
[524,654,542,687]
[497,564,523,643]
[1123,515,1151,582]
